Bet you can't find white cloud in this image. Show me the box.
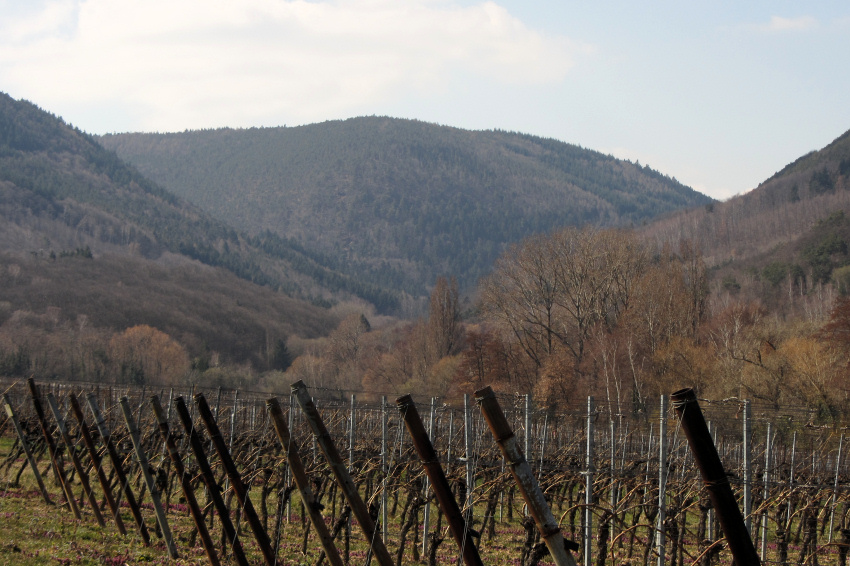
[761,15,818,32]
[0,0,79,43]
[0,0,582,132]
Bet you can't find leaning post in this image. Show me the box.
[291,380,395,566]
[119,397,178,558]
[397,394,484,566]
[266,396,345,566]
[671,388,761,566]
[194,393,276,566]
[475,386,578,566]
[150,395,220,566]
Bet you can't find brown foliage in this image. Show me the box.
[108,325,190,386]
[427,276,462,359]
[479,227,711,407]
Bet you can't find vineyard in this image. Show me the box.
[2,377,850,566]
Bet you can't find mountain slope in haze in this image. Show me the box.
[0,250,338,372]
[641,126,850,305]
[100,118,713,295]
[643,127,850,265]
[0,93,353,375]
[0,92,400,312]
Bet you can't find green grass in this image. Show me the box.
[0,440,533,566]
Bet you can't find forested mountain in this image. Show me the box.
[99,118,712,296]
[0,91,392,377]
[642,127,850,309]
[0,92,400,312]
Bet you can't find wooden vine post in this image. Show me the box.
[118,397,178,558]
[671,388,761,566]
[27,378,81,519]
[174,396,249,566]
[194,393,277,566]
[475,386,579,566]
[46,393,106,527]
[67,393,126,534]
[266,396,345,566]
[150,395,220,566]
[3,393,52,505]
[291,380,395,566]
[397,394,484,566]
[85,392,152,546]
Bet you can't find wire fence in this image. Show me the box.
[2,376,850,565]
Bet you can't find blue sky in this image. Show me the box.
[1,0,848,200]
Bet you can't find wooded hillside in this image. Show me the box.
[0,92,400,312]
[0,92,378,379]
[641,127,850,313]
[100,118,712,296]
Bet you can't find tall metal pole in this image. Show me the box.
[787,431,797,529]
[761,422,772,556]
[348,394,356,472]
[347,393,356,552]
[706,420,714,540]
[381,395,388,542]
[422,396,436,558]
[464,392,474,526]
[525,393,532,469]
[585,396,594,566]
[671,388,761,566]
[609,419,616,509]
[286,391,294,523]
[829,433,844,542]
[656,395,668,566]
[743,399,752,533]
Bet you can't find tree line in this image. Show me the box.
[5,220,850,420]
[269,225,850,420]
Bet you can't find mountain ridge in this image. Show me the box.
[640,125,850,311]
[99,116,713,296]
[0,92,402,312]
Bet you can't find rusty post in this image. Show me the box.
[396,394,484,566]
[194,393,276,566]
[475,386,578,566]
[174,396,249,566]
[46,393,106,526]
[151,395,220,566]
[27,378,81,519]
[85,393,152,546]
[68,393,126,535]
[291,380,395,566]
[671,388,761,566]
[267,397,344,566]
[3,393,52,505]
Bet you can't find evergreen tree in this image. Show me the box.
[271,338,293,371]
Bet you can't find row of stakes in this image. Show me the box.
[3,378,761,566]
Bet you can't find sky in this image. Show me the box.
[1,0,848,200]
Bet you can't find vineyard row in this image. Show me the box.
[2,378,850,565]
